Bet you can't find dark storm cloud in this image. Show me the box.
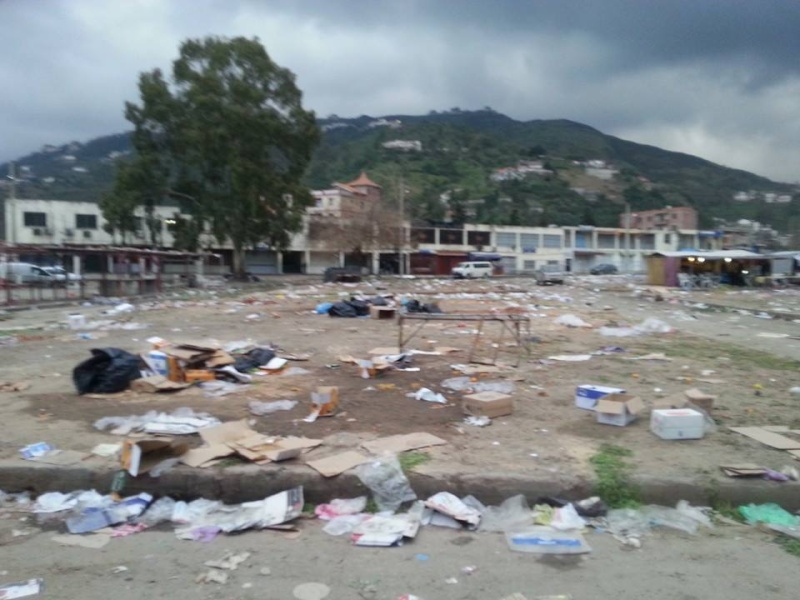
[1,0,799,181]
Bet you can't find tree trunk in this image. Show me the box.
[232,243,247,280]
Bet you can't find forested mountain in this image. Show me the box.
[3,109,797,230]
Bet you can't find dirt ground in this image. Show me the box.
[1,275,800,488]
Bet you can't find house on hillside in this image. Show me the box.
[622,206,698,231]
[308,172,383,219]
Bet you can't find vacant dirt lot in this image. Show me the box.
[1,275,800,489]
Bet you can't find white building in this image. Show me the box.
[2,198,186,247]
[381,140,422,152]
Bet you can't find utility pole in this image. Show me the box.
[624,201,631,273]
[397,172,405,276]
[7,162,17,244]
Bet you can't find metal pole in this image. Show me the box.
[398,173,405,276]
[625,202,631,273]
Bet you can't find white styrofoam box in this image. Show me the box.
[575,385,626,411]
[650,408,705,440]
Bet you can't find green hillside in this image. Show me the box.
[3,110,798,231]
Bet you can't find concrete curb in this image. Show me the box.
[1,462,798,510]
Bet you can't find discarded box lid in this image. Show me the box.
[121,438,189,477]
[650,408,705,440]
[684,388,716,413]
[595,393,645,427]
[462,391,514,418]
[575,385,626,411]
[131,375,190,393]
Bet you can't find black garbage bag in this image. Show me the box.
[73,348,142,395]
[346,299,371,317]
[233,347,276,372]
[370,296,389,306]
[328,301,357,318]
[421,302,443,314]
[405,299,422,313]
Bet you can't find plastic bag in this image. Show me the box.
[137,497,177,526]
[739,503,800,527]
[322,514,370,536]
[249,400,298,415]
[636,318,673,334]
[315,497,367,520]
[555,314,592,328]
[328,302,357,318]
[551,503,587,531]
[478,495,533,532]
[606,508,651,537]
[354,455,417,512]
[72,348,142,394]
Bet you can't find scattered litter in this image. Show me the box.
[739,503,800,527]
[729,427,800,450]
[0,579,44,599]
[110,566,129,574]
[424,492,481,528]
[720,464,768,478]
[354,456,417,512]
[304,387,339,422]
[293,582,331,600]
[624,353,671,361]
[196,570,228,585]
[463,391,513,418]
[554,314,592,328]
[91,443,123,458]
[441,377,515,394]
[547,354,592,362]
[464,416,491,427]
[506,527,591,554]
[94,408,220,436]
[412,388,447,404]
[306,451,370,478]
[205,551,251,570]
[249,400,297,415]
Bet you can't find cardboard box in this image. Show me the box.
[370,306,397,320]
[650,408,705,440]
[121,438,189,477]
[183,369,216,383]
[575,385,626,411]
[684,388,716,413]
[462,391,514,418]
[130,375,190,393]
[595,393,645,427]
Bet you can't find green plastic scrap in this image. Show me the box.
[738,503,800,527]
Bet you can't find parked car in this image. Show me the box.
[451,261,493,279]
[0,262,56,285]
[590,263,619,275]
[42,266,82,284]
[534,264,565,285]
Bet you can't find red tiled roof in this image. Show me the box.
[347,171,381,189]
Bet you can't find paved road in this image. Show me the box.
[0,519,795,600]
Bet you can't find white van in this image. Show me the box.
[0,262,56,285]
[451,261,494,279]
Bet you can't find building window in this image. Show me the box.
[640,234,656,250]
[523,260,536,271]
[664,233,671,244]
[75,214,98,229]
[597,234,616,249]
[495,232,517,248]
[439,229,464,245]
[543,234,562,248]
[23,212,46,227]
[520,233,539,251]
[467,231,490,246]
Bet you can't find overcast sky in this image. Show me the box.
[2,0,800,182]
